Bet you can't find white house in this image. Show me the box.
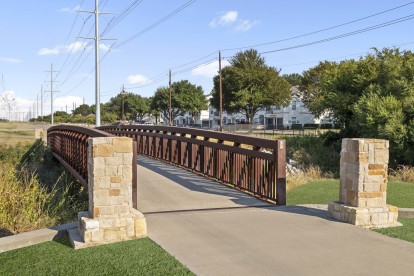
[208,86,332,129]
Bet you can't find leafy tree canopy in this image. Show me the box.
[151,80,207,123]
[211,49,291,124]
[105,92,150,121]
[300,48,414,165]
[283,73,303,86]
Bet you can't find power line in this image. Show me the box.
[101,0,144,36]
[259,13,414,55]
[221,1,414,52]
[114,0,198,49]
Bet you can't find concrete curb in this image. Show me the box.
[399,208,414,218]
[0,222,77,253]
[299,204,414,218]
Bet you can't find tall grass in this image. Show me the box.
[389,166,414,183]
[0,140,87,236]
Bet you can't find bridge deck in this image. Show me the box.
[137,156,414,276]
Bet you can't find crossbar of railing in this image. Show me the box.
[47,125,115,189]
[98,125,286,205]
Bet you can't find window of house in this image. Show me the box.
[275,106,281,110]
[292,101,297,110]
[291,117,297,124]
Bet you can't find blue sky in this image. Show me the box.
[1,0,414,118]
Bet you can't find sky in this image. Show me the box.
[1,0,414,120]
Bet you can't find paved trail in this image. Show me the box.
[137,156,414,276]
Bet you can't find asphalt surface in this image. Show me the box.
[137,156,414,276]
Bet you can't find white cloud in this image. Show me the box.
[59,5,80,13]
[235,20,259,32]
[0,57,22,63]
[99,43,112,51]
[191,60,230,78]
[54,96,83,110]
[127,74,149,85]
[37,47,61,56]
[37,42,89,56]
[210,11,238,28]
[209,11,258,32]
[65,41,88,52]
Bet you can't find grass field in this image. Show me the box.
[286,179,414,208]
[0,236,193,275]
[374,218,414,243]
[286,179,414,243]
[0,122,46,146]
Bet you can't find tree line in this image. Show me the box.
[31,47,414,165]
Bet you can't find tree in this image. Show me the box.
[172,80,207,124]
[151,80,207,124]
[150,86,178,123]
[300,48,414,165]
[106,92,149,121]
[283,73,303,86]
[210,49,291,125]
[73,104,93,116]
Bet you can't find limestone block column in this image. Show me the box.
[69,136,146,249]
[328,139,401,228]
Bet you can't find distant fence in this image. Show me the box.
[98,125,286,205]
[47,125,115,188]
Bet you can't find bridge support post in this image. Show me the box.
[328,139,401,228]
[69,136,146,249]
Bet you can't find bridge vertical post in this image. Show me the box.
[275,140,286,205]
[328,139,400,228]
[69,136,146,249]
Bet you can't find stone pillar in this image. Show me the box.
[328,139,401,228]
[69,136,146,249]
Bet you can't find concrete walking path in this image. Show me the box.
[137,156,414,276]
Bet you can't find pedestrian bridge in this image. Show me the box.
[46,125,414,274]
[47,124,287,206]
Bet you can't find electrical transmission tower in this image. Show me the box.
[45,64,59,125]
[78,0,114,127]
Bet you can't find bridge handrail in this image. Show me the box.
[98,125,286,204]
[47,125,115,188]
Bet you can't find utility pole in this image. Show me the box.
[121,84,126,121]
[78,1,113,127]
[219,51,223,132]
[66,105,68,113]
[40,85,43,120]
[45,64,59,125]
[169,69,172,126]
[36,93,39,118]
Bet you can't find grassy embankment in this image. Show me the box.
[0,139,87,237]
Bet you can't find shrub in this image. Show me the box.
[0,140,88,236]
[285,135,340,177]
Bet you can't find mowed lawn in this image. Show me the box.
[286,179,414,208]
[0,236,193,276]
[286,179,414,243]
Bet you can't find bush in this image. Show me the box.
[304,123,319,129]
[0,140,88,236]
[320,123,333,129]
[285,135,340,176]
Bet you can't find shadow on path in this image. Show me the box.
[138,156,334,221]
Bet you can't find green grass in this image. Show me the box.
[387,181,414,208]
[0,130,33,137]
[286,179,414,208]
[286,179,339,205]
[374,218,414,243]
[0,236,193,275]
